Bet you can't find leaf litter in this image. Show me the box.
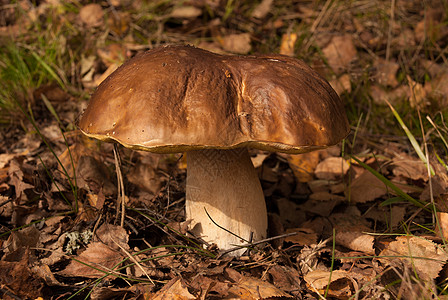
[1,0,448,299]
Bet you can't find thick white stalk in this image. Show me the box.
[185,148,267,256]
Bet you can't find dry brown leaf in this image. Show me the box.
[60,242,124,278]
[170,6,202,19]
[299,198,342,217]
[287,152,320,183]
[329,74,351,96]
[322,34,357,74]
[33,84,69,103]
[97,44,128,67]
[95,223,129,251]
[90,286,137,300]
[407,75,428,109]
[336,231,375,255]
[304,270,355,298]
[374,58,399,87]
[309,192,345,202]
[275,197,306,227]
[392,152,428,181]
[76,155,116,196]
[364,205,406,229]
[251,0,273,19]
[8,159,34,201]
[279,33,297,57]
[331,212,375,255]
[94,63,120,87]
[86,191,106,210]
[30,263,63,286]
[315,157,349,180]
[379,236,448,281]
[2,226,40,262]
[436,212,448,240]
[228,276,292,299]
[267,265,302,296]
[151,278,196,300]
[369,84,408,106]
[127,155,162,195]
[285,228,318,246]
[414,8,447,43]
[79,4,104,28]
[347,170,387,203]
[250,152,268,168]
[218,33,251,54]
[308,179,332,193]
[0,250,44,299]
[426,71,448,108]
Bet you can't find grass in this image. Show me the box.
[1,0,448,298]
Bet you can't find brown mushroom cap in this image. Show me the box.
[78,45,349,153]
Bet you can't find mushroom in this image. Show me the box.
[78,45,349,256]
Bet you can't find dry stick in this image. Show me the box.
[113,144,126,228]
[385,0,395,61]
[111,238,155,285]
[218,231,302,258]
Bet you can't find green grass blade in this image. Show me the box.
[31,51,66,90]
[384,99,435,176]
[351,156,427,209]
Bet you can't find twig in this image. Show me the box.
[112,238,155,285]
[218,231,301,258]
[113,144,126,228]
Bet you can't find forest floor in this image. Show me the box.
[1,0,448,299]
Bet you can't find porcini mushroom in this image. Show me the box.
[78,45,349,256]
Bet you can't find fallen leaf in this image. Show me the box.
[97,44,128,67]
[90,286,137,300]
[379,236,448,281]
[218,33,252,54]
[285,228,318,246]
[304,270,355,299]
[309,192,345,202]
[8,158,34,201]
[314,157,350,180]
[287,152,320,183]
[299,198,342,217]
[0,249,44,299]
[2,226,40,262]
[322,34,357,74]
[76,155,116,196]
[151,278,196,300]
[279,33,297,56]
[267,265,302,296]
[170,6,202,19]
[329,74,352,96]
[79,3,104,28]
[228,276,292,299]
[107,11,130,36]
[330,212,375,255]
[251,0,273,19]
[347,170,388,203]
[94,62,120,87]
[374,58,399,87]
[60,242,124,278]
[127,154,162,195]
[407,75,428,109]
[275,198,306,228]
[251,152,268,168]
[392,152,428,181]
[95,223,129,251]
[436,212,448,240]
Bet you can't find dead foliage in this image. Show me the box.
[1,0,448,299]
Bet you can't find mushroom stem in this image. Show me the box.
[186,148,267,256]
